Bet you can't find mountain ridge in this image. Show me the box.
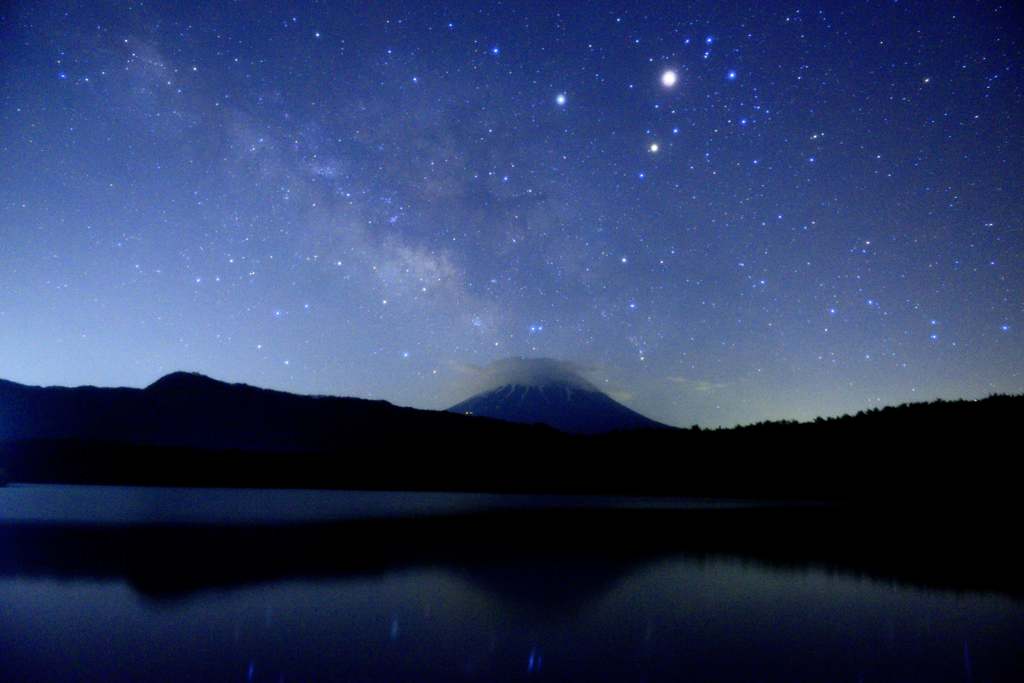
[0,371,558,453]
[449,379,668,434]
[1,372,1021,500]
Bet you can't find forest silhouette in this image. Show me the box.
[1,374,1018,501]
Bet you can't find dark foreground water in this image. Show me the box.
[1,486,1021,682]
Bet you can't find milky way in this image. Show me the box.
[0,1,1021,426]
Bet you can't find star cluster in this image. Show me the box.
[0,1,1021,426]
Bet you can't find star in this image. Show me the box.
[6,0,1020,433]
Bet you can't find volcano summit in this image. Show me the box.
[448,358,669,434]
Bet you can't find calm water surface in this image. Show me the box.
[1,486,1020,682]
[0,484,780,524]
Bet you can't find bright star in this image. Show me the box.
[555,93,566,106]
[649,142,659,153]
[727,70,737,80]
[661,70,678,88]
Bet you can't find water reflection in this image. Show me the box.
[1,494,1022,680]
[2,550,1021,681]
[1,503,1020,601]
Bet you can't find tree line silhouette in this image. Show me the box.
[1,372,1018,501]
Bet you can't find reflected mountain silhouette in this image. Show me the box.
[1,505,1020,602]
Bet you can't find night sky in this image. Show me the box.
[1,1,1020,427]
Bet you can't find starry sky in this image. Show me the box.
[0,1,1021,427]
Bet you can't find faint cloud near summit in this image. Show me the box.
[452,357,599,394]
[668,376,730,393]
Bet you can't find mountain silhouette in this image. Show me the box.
[449,381,667,434]
[447,357,668,434]
[0,372,556,454]
[1,371,1022,501]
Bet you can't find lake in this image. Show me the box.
[1,485,1021,681]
